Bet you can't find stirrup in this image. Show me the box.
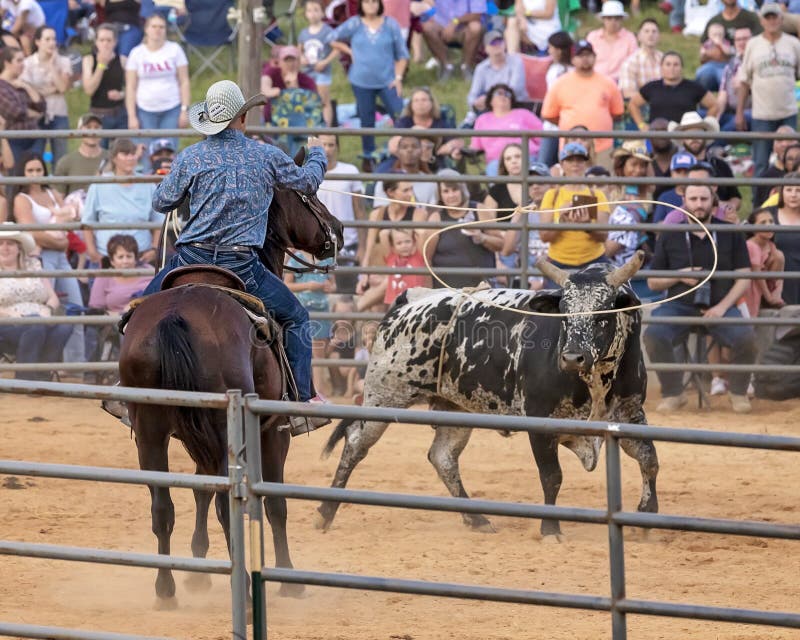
[278,414,331,436]
[102,398,131,427]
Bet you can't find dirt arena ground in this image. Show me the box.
[1,390,799,640]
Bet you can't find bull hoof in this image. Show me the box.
[184,573,213,593]
[313,511,332,532]
[541,533,565,544]
[154,596,179,611]
[278,582,306,598]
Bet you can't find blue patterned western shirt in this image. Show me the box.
[152,128,327,247]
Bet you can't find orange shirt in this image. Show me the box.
[540,71,624,153]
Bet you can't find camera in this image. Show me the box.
[693,281,712,308]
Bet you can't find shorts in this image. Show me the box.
[307,69,332,87]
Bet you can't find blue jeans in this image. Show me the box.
[695,61,727,92]
[643,300,757,397]
[98,107,128,149]
[41,249,85,363]
[751,114,798,179]
[144,244,314,401]
[0,322,73,380]
[8,137,45,166]
[42,115,69,167]
[116,24,143,57]
[537,134,558,167]
[351,84,404,155]
[136,104,181,151]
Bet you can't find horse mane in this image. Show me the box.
[261,190,295,277]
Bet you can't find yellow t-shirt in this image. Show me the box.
[542,186,610,265]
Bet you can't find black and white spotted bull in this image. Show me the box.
[317,251,659,539]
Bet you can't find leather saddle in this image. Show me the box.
[160,265,266,316]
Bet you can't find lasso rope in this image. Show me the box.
[318,185,719,319]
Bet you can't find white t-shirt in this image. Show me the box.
[126,41,188,112]
[1,0,45,28]
[318,161,362,249]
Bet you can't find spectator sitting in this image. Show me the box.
[537,30,573,167]
[0,226,71,380]
[662,162,736,223]
[504,0,561,55]
[388,87,463,167]
[652,150,695,222]
[538,142,611,284]
[772,171,800,304]
[643,183,756,413]
[347,321,377,404]
[715,26,752,134]
[384,228,430,305]
[549,125,596,175]
[759,143,800,207]
[1,0,45,54]
[81,138,163,266]
[744,207,785,317]
[419,0,486,81]
[54,113,108,199]
[463,30,529,127]
[88,234,154,314]
[540,40,624,166]
[697,0,762,91]
[82,24,128,145]
[373,134,438,206]
[629,51,718,131]
[618,18,663,100]
[147,138,175,174]
[299,0,336,125]
[260,45,318,124]
[648,117,679,198]
[585,1,638,83]
[470,83,542,177]
[753,125,797,206]
[0,46,45,164]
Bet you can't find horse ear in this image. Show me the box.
[294,147,306,166]
[528,290,562,314]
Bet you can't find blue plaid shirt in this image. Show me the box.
[152,128,327,247]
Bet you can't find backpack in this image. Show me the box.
[753,331,800,401]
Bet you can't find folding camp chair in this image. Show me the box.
[38,0,70,46]
[270,88,324,157]
[174,0,238,76]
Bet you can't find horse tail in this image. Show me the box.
[156,313,224,473]
[321,418,355,459]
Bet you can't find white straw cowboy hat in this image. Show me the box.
[668,111,720,133]
[188,80,267,136]
[0,225,36,255]
[598,0,628,17]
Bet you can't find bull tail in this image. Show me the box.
[321,418,356,459]
[157,313,224,474]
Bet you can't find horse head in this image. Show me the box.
[264,148,345,275]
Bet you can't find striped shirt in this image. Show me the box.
[618,48,664,98]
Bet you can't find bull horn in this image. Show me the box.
[606,250,646,287]
[536,256,569,287]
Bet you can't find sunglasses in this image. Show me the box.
[493,89,512,98]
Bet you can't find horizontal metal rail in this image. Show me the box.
[617,599,800,628]
[0,540,230,574]
[0,622,170,640]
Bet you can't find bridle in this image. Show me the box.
[282,191,340,274]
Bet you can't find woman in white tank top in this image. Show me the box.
[506,0,561,53]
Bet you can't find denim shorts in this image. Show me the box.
[307,69,332,86]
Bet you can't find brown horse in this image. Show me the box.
[118,154,344,607]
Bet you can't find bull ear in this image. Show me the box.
[615,285,641,314]
[528,289,562,314]
[606,250,645,287]
[294,146,306,166]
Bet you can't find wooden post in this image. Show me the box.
[237,0,264,126]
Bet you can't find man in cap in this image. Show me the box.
[586,0,638,82]
[736,3,800,178]
[465,29,529,121]
[147,138,175,173]
[53,113,109,196]
[652,150,695,222]
[142,79,329,427]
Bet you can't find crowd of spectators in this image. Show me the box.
[0,0,799,408]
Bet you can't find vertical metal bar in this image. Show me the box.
[520,135,531,287]
[244,394,267,640]
[227,390,248,640]
[605,433,627,640]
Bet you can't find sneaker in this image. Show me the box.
[710,376,728,396]
[424,57,440,70]
[285,394,331,436]
[671,24,683,33]
[656,394,688,412]
[658,0,673,12]
[439,63,455,82]
[730,394,752,414]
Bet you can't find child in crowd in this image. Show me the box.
[348,321,378,405]
[384,228,430,305]
[299,0,336,125]
[701,23,732,63]
[744,208,785,318]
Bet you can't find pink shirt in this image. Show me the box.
[470,109,542,163]
[586,28,638,82]
[89,275,153,314]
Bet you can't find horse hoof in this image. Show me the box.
[184,573,213,593]
[278,582,306,598]
[313,511,331,532]
[541,533,564,544]
[470,520,497,534]
[154,596,179,611]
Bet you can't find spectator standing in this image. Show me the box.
[715,26,752,133]
[82,23,127,142]
[81,137,162,264]
[0,227,71,380]
[374,134,438,205]
[540,40,624,165]
[773,172,800,304]
[644,184,756,413]
[585,1,638,82]
[260,45,318,123]
[1,0,45,54]
[618,18,663,100]
[737,3,800,180]
[537,30,572,167]
[744,207,785,317]
[299,0,336,125]
[505,0,561,54]
[419,0,486,81]
[54,113,109,197]
[0,46,44,164]
[629,51,718,130]
[696,22,733,92]
[470,83,542,176]
[21,26,71,167]
[465,30,529,122]
[96,0,143,57]
[753,125,796,206]
[125,14,190,148]
[330,0,408,172]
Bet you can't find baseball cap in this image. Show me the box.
[483,29,504,47]
[77,113,102,128]
[670,151,695,171]
[574,39,594,55]
[279,45,300,59]
[760,2,782,16]
[528,161,550,176]
[559,141,590,161]
[149,138,176,157]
